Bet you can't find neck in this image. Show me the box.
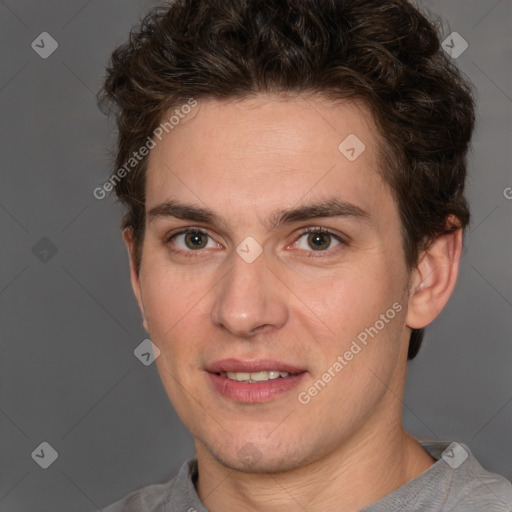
[195,420,434,512]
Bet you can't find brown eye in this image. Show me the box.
[296,228,342,252]
[166,228,216,253]
[307,232,331,250]
[184,231,208,249]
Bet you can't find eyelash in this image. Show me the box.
[164,226,345,259]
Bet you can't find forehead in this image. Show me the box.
[149,94,381,165]
[144,94,395,230]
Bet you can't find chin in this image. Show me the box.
[205,438,315,475]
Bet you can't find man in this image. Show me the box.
[97,0,512,510]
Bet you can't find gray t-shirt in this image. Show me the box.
[101,441,512,511]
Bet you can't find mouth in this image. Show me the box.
[206,359,307,403]
[218,370,295,382]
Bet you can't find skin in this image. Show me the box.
[123,94,463,512]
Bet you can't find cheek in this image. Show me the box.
[139,260,215,380]
[139,263,195,344]
[140,266,206,406]
[302,264,408,399]
[314,263,402,334]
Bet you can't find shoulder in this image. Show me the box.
[100,478,176,512]
[425,441,512,512]
[449,453,512,511]
[449,474,512,511]
[99,458,197,512]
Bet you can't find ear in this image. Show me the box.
[122,227,149,333]
[406,219,463,330]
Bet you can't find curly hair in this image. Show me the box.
[98,0,475,359]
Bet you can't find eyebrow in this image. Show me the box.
[147,198,371,231]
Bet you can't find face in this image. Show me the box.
[127,95,414,473]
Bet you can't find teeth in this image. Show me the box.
[250,371,270,382]
[221,370,291,382]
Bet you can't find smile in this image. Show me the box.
[219,370,291,382]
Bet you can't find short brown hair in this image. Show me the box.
[98,0,475,359]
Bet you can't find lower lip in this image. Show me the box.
[207,372,307,403]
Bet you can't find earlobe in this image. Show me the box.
[406,223,463,330]
[122,227,150,333]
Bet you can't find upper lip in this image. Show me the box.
[206,358,306,375]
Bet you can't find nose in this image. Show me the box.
[210,247,289,338]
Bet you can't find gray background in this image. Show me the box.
[1,0,511,510]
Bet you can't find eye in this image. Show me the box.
[164,226,345,259]
[165,227,219,254]
[294,227,343,253]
